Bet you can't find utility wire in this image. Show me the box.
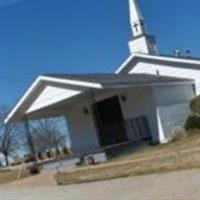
[0,75,29,84]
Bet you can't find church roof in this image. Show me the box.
[5,73,193,124]
[44,73,193,88]
[116,53,200,74]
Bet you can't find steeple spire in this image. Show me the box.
[128,0,158,55]
[129,0,146,37]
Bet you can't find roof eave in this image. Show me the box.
[116,53,200,74]
[5,76,103,124]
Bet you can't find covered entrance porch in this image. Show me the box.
[93,95,151,148]
[5,74,191,157]
[14,84,154,156]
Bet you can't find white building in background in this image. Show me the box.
[4,0,200,156]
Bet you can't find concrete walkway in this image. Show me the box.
[1,169,200,200]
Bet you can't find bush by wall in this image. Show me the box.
[185,116,200,130]
[190,96,200,115]
[185,95,200,130]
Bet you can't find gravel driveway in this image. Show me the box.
[1,169,200,200]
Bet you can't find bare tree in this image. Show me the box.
[29,118,66,154]
[0,106,21,166]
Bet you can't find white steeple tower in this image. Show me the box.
[129,0,146,37]
[128,0,158,55]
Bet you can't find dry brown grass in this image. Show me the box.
[0,169,29,185]
[109,130,200,163]
[57,131,200,185]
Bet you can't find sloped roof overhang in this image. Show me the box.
[5,76,103,124]
[5,73,194,124]
[116,53,200,74]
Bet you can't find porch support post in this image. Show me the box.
[86,89,101,147]
[23,116,36,159]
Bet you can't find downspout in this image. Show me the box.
[156,107,167,144]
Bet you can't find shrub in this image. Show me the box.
[190,96,200,115]
[185,116,200,130]
[29,165,40,175]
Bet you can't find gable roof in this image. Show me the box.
[45,73,193,88]
[116,53,200,74]
[5,73,193,124]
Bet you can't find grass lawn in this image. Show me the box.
[0,169,29,185]
[57,130,200,185]
[109,130,200,163]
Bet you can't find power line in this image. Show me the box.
[0,75,29,84]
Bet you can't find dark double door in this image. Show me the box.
[93,96,128,147]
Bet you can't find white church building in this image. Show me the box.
[5,0,200,155]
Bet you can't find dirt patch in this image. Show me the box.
[0,170,29,185]
[0,171,57,191]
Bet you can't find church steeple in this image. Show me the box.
[128,0,158,55]
[129,0,146,37]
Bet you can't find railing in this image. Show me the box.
[97,116,152,148]
[125,116,151,141]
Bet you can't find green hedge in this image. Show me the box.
[185,116,200,130]
[190,96,200,115]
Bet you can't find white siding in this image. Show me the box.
[129,37,149,54]
[153,85,194,106]
[67,99,100,155]
[129,62,200,94]
[27,86,82,113]
[153,84,195,142]
[157,103,190,141]
[119,87,159,141]
[66,84,195,154]
[67,87,159,152]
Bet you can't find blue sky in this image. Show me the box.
[0,0,200,106]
